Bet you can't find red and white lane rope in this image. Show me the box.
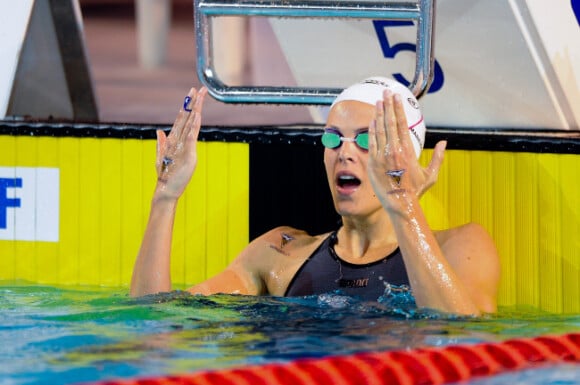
[89,333,579,385]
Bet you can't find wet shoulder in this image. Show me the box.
[433,222,499,271]
[256,226,331,296]
[433,222,489,247]
[260,226,330,258]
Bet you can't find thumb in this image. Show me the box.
[425,140,446,181]
[156,130,167,158]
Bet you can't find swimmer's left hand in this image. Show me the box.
[154,86,208,201]
[367,89,446,213]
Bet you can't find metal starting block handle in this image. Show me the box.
[195,0,435,104]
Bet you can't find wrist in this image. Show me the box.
[152,184,180,206]
[381,189,421,220]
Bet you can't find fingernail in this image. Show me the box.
[183,96,192,111]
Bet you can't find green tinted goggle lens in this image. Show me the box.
[321,130,369,150]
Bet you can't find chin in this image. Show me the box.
[334,203,362,218]
[333,197,383,220]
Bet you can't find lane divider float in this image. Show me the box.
[89,333,579,385]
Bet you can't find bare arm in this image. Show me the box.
[185,226,321,297]
[130,196,177,296]
[435,223,500,313]
[383,193,496,315]
[368,90,499,315]
[186,262,263,296]
[130,87,207,297]
[185,239,268,296]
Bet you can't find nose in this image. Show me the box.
[337,139,357,163]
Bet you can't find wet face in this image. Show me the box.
[324,100,382,218]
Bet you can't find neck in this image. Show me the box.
[336,211,398,261]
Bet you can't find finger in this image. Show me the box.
[182,86,197,113]
[425,140,447,182]
[374,100,386,153]
[394,93,414,155]
[189,87,207,143]
[178,88,198,143]
[171,87,196,140]
[180,87,206,150]
[155,129,167,170]
[368,118,377,155]
[156,129,167,155]
[194,87,208,114]
[185,113,202,155]
[190,110,202,146]
[383,89,399,148]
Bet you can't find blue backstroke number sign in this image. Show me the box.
[373,20,445,94]
[374,3,580,91]
[0,178,22,229]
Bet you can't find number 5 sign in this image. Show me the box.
[373,20,445,94]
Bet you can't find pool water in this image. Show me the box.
[1,281,579,385]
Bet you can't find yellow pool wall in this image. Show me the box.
[0,134,578,313]
[0,135,249,290]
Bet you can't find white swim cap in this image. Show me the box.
[331,77,425,158]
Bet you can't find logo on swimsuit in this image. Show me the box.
[338,278,369,288]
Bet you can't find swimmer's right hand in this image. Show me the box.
[154,87,207,201]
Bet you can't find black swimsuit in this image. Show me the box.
[284,232,410,301]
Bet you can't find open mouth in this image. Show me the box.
[336,174,361,189]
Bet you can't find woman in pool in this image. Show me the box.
[130,77,500,315]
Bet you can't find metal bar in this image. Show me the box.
[411,0,435,98]
[195,0,435,104]
[198,0,420,19]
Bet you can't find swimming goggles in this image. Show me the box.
[321,128,369,150]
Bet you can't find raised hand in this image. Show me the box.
[155,87,207,200]
[367,89,446,213]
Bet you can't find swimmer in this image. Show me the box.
[130,77,500,316]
